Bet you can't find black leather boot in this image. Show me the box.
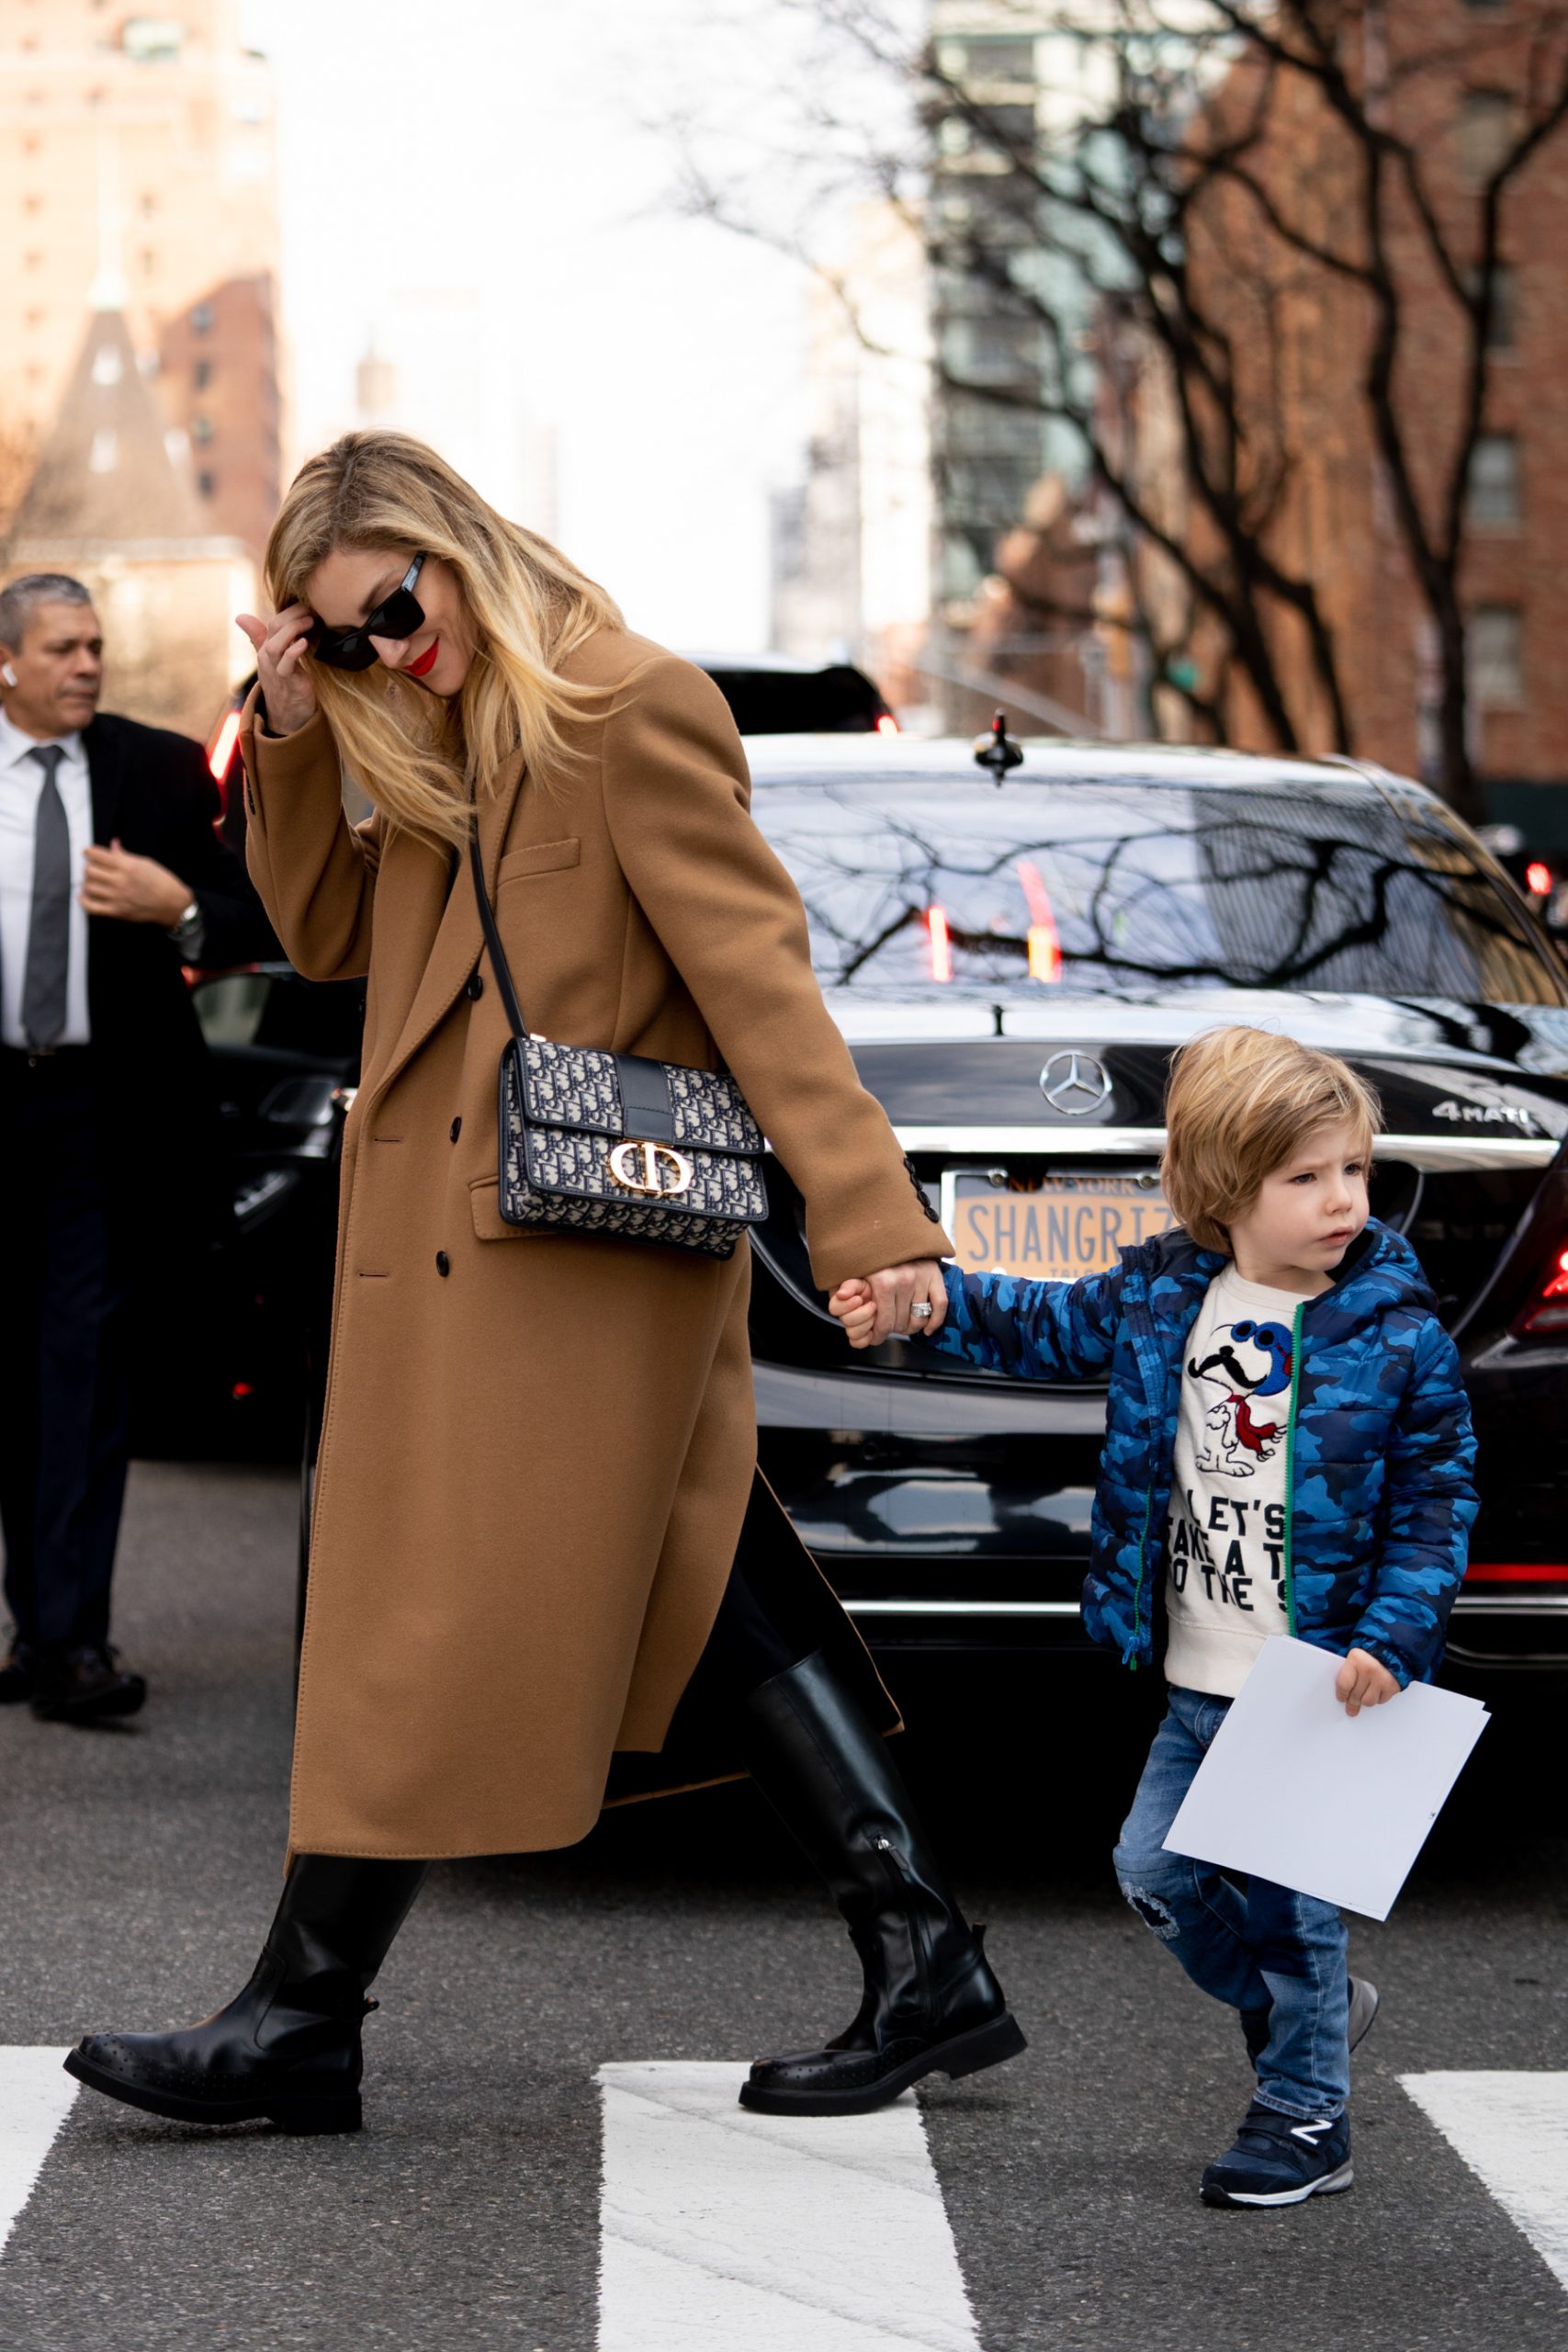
[64,1856,429,2134]
[737,1648,1025,2115]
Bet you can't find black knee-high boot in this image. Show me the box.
[65,1855,429,2134]
[737,1649,1025,2115]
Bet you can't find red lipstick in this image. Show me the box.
[406,639,439,680]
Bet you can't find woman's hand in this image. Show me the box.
[1335,1646,1401,1717]
[236,604,318,737]
[828,1260,948,1350]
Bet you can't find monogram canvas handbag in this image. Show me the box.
[468,832,769,1258]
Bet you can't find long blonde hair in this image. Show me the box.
[264,431,623,848]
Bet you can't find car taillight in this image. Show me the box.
[926,903,953,982]
[1513,1243,1568,1336]
[1526,860,1552,896]
[1465,1563,1568,1583]
[207,706,243,813]
[876,712,899,737]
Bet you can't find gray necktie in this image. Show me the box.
[22,744,71,1049]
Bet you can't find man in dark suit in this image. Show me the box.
[0,571,275,1722]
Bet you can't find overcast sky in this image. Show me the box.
[240,1,834,650]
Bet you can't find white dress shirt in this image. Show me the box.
[0,704,93,1048]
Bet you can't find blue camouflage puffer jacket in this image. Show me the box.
[923,1217,1479,1688]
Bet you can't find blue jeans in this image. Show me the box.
[1112,1686,1351,2120]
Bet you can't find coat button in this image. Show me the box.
[449,1117,462,1143]
[466,973,484,1000]
[435,1251,450,1277]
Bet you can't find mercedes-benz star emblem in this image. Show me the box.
[1040,1051,1112,1117]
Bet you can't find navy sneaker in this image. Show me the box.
[1241,1975,1380,2066]
[1201,2099,1352,2208]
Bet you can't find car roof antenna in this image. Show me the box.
[974,709,1024,785]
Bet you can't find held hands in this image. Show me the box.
[1336,1646,1401,1717]
[828,1261,948,1350]
[235,605,317,737]
[80,840,191,927]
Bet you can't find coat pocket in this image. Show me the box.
[469,1172,546,1242]
[497,836,581,883]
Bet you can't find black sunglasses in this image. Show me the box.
[308,553,426,671]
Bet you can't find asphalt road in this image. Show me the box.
[2,1460,1565,2351]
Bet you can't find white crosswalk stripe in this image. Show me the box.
[1401,2072,1568,2292]
[0,2052,76,2261]
[597,2061,981,2351]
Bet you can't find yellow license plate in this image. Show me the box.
[943,1173,1175,1282]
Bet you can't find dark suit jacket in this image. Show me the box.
[80,711,277,1239]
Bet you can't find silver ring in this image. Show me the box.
[908,1301,933,1321]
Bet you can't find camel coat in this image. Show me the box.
[239,628,952,1860]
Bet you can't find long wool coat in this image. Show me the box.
[240,628,952,1860]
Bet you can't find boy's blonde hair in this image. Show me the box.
[1161,1027,1381,1251]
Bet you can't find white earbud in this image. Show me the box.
[1,663,16,688]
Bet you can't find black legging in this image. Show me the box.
[684,1556,805,1713]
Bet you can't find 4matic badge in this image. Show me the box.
[1431,1099,1541,1132]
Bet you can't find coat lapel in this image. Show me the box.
[83,716,127,845]
[366,748,527,1105]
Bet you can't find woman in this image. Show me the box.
[64,433,1021,2134]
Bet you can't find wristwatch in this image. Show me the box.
[168,897,206,960]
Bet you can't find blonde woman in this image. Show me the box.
[65,432,1021,2134]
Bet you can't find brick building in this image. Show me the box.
[1166,2,1568,826]
[4,303,255,738]
[0,0,284,560]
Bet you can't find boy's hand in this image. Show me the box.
[1336,1647,1401,1717]
[828,1262,947,1350]
[828,1276,878,1349]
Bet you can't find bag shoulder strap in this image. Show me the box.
[468,828,528,1045]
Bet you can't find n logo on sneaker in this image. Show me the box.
[1291,2118,1333,2145]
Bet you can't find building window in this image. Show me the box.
[1467,433,1520,525]
[937,36,1036,83]
[89,429,118,474]
[190,413,214,445]
[190,301,214,334]
[194,358,212,390]
[974,103,1038,153]
[92,343,123,387]
[24,250,43,271]
[197,469,216,498]
[123,17,186,62]
[141,247,156,277]
[1465,263,1517,350]
[1468,607,1523,707]
[1458,91,1519,182]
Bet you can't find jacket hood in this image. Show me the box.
[1143,1216,1438,1329]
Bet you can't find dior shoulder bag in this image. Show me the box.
[468,831,768,1259]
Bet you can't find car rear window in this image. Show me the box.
[751,780,1566,1005]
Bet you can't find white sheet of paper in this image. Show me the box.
[1163,1636,1489,1920]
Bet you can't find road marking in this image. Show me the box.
[597,2061,980,2351]
[1402,2072,1568,2291]
[0,2052,77,2260]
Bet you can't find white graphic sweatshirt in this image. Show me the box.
[1163,1265,1303,1697]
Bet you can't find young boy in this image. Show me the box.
[829,1026,1478,2209]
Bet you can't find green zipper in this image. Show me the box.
[1127,1482,1156,1670]
[1280,1300,1305,1636]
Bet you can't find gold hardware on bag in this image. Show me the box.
[607,1140,694,1197]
